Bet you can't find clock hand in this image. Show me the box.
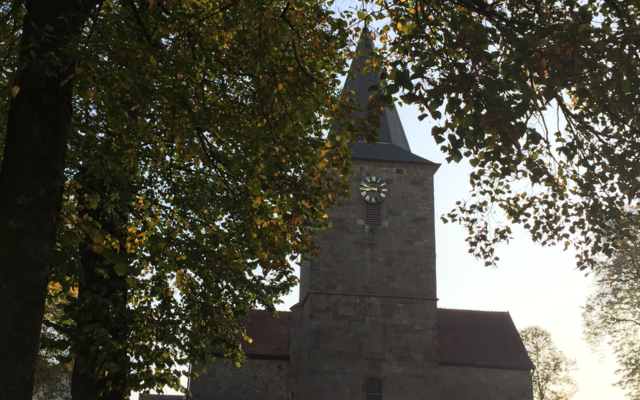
[360,184,378,192]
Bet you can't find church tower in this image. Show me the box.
[289,30,441,400]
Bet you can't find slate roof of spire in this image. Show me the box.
[213,309,535,371]
[339,28,437,166]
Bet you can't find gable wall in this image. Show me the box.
[190,358,289,400]
[438,365,533,400]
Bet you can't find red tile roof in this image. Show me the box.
[211,310,291,359]
[438,308,534,371]
[214,308,534,370]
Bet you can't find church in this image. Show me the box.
[189,31,534,400]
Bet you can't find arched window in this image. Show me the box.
[365,377,382,400]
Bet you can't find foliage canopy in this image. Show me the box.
[1,0,361,396]
[369,0,640,269]
[4,0,640,397]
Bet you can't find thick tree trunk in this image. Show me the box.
[71,175,130,400]
[70,242,129,400]
[0,1,101,398]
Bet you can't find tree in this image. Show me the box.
[583,238,640,398]
[7,0,640,397]
[520,326,578,400]
[367,1,640,270]
[57,1,359,398]
[0,0,359,398]
[0,1,104,398]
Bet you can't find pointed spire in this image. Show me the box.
[341,28,436,166]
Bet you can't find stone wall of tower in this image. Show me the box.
[299,160,437,300]
[290,159,439,400]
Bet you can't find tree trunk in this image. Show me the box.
[70,173,130,400]
[70,239,129,400]
[0,1,101,398]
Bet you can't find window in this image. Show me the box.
[364,202,382,226]
[365,378,382,400]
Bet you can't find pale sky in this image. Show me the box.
[280,102,628,400]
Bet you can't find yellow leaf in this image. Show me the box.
[277,83,283,90]
[93,245,104,254]
[11,85,20,98]
[64,362,73,372]
[75,66,84,75]
[48,282,63,296]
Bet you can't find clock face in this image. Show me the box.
[359,176,388,203]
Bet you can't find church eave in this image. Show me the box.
[439,360,534,371]
[349,142,440,169]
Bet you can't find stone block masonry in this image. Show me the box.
[190,358,289,400]
[439,366,533,400]
[290,160,440,400]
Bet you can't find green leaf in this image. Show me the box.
[114,264,127,276]
[621,80,630,93]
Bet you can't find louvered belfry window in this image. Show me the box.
[364,202,382,226]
